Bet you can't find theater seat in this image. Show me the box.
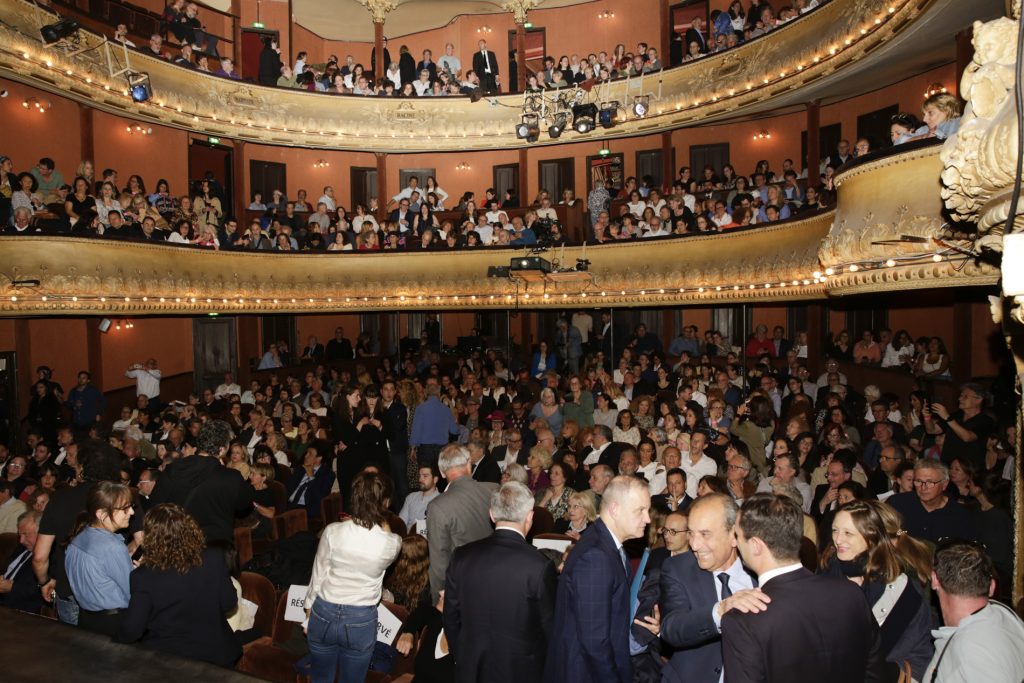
[238,571,277,638]
[0,533,18,562]
[234,526,254,568]
[237,590,304,683]
[274,509,309,539]
[527,507,555,539]
[319,492,343,527]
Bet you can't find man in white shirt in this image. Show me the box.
[398,465,441,529]
[392,176,422,205]
[925,541,1024,683]
[125,358,162,402]
[680,432,718,499]
[317,186,336,212]
[214,372,241,400]
[641,216,670,238]
[0,481,27,533]
[583,425,613,468]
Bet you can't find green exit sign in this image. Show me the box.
[252,22,264,28]
[207,136,220,145]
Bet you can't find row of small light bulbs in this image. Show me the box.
[4,252,960,309]
[6,1,908,141]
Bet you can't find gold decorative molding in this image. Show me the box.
[358,0,397,23]
[0,215,829,316]
[821,142,1001,296]
[501,0,539,24]
[0,0,962,152]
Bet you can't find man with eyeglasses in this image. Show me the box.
[4,456,30,498]
[887,460,975,544]
[867,444,904,498]
[492,429,526,472]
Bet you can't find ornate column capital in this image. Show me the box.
[359,0,397,24]
[502,0,540,25]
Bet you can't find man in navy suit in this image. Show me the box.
[659,494,768,683]
[722,494,884,682]
[286,441,335,520]
[544,476,652,683]
[444,481,556,683]
[388,198,414,233]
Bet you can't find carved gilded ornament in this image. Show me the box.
[501,0,540,24]
[359,0,397,23]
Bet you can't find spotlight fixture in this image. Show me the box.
[548,112,567,139]
[515,114,540,142]
[631,95,650,118]
[40,18,80,45]
[598,101,619,129]
[127,72,152,103]
[924,82,947,98]
[572,103,598,133]
[753,129,771,140]
[22,97,50,113]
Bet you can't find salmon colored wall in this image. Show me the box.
[93,111,190,195]
[971,302,1002,378]
[442,312,476,346]
[242,143,377,210]
[0,321,15,351]
[0,78,82,178]
[387,149,518,208]
[681,307,713,335]
[99,317,194,390]
[751,306,788,332]
[828,310,845,336]
[23,320,90,394]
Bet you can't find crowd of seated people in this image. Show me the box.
[81,0,835,98]
[0,312,1017,681]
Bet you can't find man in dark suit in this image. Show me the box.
[444,481,557,683]
[468,439,501,484]
[771,326,791,358]
[722,493,884,682]
[285,442,336,520]
[388,198,414,233]
[810,450,854,521]
[0,509,44,613]
[299,335,325,364]
[685,17,708,54]
[325,326,354,361]
[490,429,528,471]
[651,468,693,513]
[472,39,500,94]
[149,420,254,543]
[544,476,651,683]
[660,494,768,683]
[381,380,410,507]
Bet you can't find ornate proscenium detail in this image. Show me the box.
[502,0,540,24]
[359,0,397,23]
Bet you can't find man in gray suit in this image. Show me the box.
[427,444,499,598]
[556,318,583,374]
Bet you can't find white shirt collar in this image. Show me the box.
[758,562,803,586]
[495,525,526,540]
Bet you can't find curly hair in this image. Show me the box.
[142,503,204,574]
[384,535,430,611]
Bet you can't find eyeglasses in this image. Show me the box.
[913,479,946,488]
[727,464,750,471]
[661,527,689,536]
[879,455,900,461]
[569,503,586,510]
[7,463,24,469]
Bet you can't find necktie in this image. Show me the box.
[483,51,491,73]
[718,572,733,600]
[619,547,632,581]
[4,549,30,580]
[290,476,312,505]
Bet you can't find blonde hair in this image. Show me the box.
[568,491,597,522]
[530,445,553,470]
[923,92,962,120]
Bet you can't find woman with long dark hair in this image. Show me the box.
[64,481,134,636]
[116,503,241,666]
[305,472,402,683]
[353,384,388,474]
[331,385,363,499]
[820,500,934,679]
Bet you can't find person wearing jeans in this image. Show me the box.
[305,472,401,683]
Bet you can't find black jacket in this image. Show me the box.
[149,455,254,542]
[471,454,502,484]
[116,547,241,667]
[444,529,556,683]
[258,46,282,86]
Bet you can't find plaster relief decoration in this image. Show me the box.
[940,14,1020,240]
[359,0,397,23]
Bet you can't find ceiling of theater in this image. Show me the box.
[290,0,594,42]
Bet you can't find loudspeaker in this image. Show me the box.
[98,318,112,333]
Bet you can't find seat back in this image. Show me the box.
[320,492,343,526]
[239,571,277,638]
[234,526,254,568]
[270,589,296,645]
[527,506,555,539]
[275,509,309,539]
[268,480,288,514]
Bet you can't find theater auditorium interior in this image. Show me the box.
[0,0,1023,680]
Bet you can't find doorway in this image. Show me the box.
[239,28,279,81]
[493,163,520,206]
[351,167,378,209]
[193,317,238,392]
[507,26,546,89]
[188,139,234,217]
[250,160,287,205]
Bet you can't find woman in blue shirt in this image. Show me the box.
[65,481,135,637]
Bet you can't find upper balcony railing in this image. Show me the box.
[0,0,990,152]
